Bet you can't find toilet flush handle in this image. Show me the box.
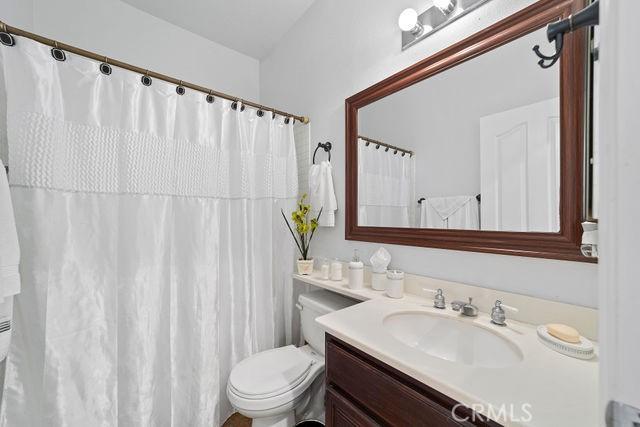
[295,303,303,311]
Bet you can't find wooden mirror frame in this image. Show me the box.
[345,0,593,262]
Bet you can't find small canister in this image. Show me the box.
[330,259,343,281]
[371,271,387,291]
[385,269,404,299]
[320,261,330,280]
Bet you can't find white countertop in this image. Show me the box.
[294,273,599,426]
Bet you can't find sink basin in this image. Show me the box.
[383,312,523,368]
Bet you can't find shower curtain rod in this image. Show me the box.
[358,135,413,156]
[0,20,310,124]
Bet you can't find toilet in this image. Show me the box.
[227,290,356,427]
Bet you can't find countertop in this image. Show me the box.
[295,274,599,426]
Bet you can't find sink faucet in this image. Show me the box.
[451,297,478,317]
[422,288,446,309]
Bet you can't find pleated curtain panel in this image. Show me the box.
[0,36,298,426]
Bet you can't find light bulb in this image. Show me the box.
[398,8,419,32]
[434,0,456,14]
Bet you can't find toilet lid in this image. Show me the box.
[229,345,313,399]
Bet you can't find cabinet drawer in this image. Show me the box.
[326,339,463,426]
[326,387,379,427]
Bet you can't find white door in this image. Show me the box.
[480,98,560,232]
[599,0,640,425]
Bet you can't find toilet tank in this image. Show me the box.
[298,290,357,355]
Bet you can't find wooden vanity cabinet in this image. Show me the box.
[325,334,502,427]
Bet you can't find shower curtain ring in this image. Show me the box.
[141,70,152,86]
[0,22,15,47]
[206,90,215,104]
[232,99,244,112]
[176,80,185,95]
[100,56,112,75]
[51,40,66,61]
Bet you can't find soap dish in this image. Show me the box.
[536,325,595,360]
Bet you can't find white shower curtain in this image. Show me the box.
[357,139,414,227]
[0,36,297,426]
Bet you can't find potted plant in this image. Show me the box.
[281,194,322,275]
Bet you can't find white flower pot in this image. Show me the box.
[297,259,314,275]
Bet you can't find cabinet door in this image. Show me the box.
[326,388,379,427]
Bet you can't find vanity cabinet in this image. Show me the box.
[325,334,502,427]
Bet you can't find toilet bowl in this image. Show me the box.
[227,290,356,427]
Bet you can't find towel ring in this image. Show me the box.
[313,142,332,164]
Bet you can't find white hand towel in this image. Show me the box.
[419,200,446,229]
[308,160,337,227]
[0,159,20,298]
[420,196,479,230]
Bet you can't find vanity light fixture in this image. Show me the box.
[399,0,492,50]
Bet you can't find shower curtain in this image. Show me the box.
[0,36,297,426]
[357,138,414,227]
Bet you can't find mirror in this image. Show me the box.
[346,0,592,262]
[358,28,559,232]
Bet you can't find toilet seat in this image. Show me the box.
[227,345,325,416]
[229,345,314,399]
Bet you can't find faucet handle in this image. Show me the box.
[497,300,518,313]
[491,300,518,326]
[423,288,446,309]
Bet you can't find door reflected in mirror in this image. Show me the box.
[358,28,560,232]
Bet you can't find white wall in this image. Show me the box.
[1,0,259,101]
[261,0,598,307]
[598,0,640,419]
[1,0,33,29]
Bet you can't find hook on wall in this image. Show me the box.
[533,0,599,69]
[533,33,564,69]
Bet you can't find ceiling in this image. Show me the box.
[122,0,316,59]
